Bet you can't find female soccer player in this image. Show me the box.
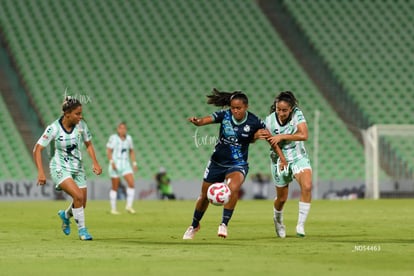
[265,91,312,238]
[33,96,102,241]
[106,122,138,214]
[183,88,270,239]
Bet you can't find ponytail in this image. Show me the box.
[206,88,248,107]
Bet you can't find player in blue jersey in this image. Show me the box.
[265,91,312,238]
[183,88,270,239]
[33,97,102,241]
[107,122,138,214]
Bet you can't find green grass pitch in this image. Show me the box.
[0,199,412,275]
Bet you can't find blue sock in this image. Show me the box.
[221,208,234,226]
[191,210,205,228]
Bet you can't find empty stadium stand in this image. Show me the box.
[0,0,379,183]
[283,0,414,177]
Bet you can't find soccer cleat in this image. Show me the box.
[296,224,306,237]
[78,227,93,241]
[125,207,136,214]
[183,224,200,240]
[273,217,286,238]
[110,210,121,215]
[217,223,228,238]
[58,210,71,235]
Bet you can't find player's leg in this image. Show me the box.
[60,178,92,240]
[274,185,289,212]
[217,169,246,238]
[293,160,312,237]
[123,173,136,214]
[273,185,289,238]
[109,162,121,214]
[183,160,226,240]
[52,169,73,236]
[110,177,121,214]
[183,180,211,239]
[270,161,290,238]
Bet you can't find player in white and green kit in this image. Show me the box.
[106,122,138,214]
[33,97,102,241]
[265,91,312,238]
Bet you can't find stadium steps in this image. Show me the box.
[0,89,37,179]
[0,37,44,180]
[0,72,34,153]
[261,0,414,180]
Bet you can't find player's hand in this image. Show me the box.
[254,129,271,140]
[37,172,47,186]
[188,117,201,126]
[133,163,138,172]
[267,134,283,146]
[279,159,288,172]
[93,164,102,175]
[111,162,117,171]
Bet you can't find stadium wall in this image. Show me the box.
[2,179,409,201]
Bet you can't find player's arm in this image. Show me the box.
[268,122,308,147]
[188,115,214,126]
[85,140,102,175]
[253,128,271,143]
[270,142,288,170]
[106,147,117,170]
[33,144,46,185]
[129,149,138,171]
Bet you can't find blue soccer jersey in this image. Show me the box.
[210,109,265,166]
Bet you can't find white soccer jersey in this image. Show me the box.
[106,134,134,168]
[37,118,92,173]
[265,107,308,162]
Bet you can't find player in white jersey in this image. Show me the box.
[33,97,102,241]
[106,122,138,214]
[265,91,312,238]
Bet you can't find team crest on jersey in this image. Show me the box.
[243,125,250,132]
[56,170,63,179]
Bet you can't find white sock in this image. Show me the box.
[72,207,86,230]
[297,201,311,227]
[65,202,73,218]
[109,190,117,211]
[126,187,135,209]
[273,207,284,224]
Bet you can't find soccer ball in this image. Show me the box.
[207,183,231,206]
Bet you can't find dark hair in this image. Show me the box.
[206,88,248,107]
[62,96,82,113]
[270,91,298,114]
